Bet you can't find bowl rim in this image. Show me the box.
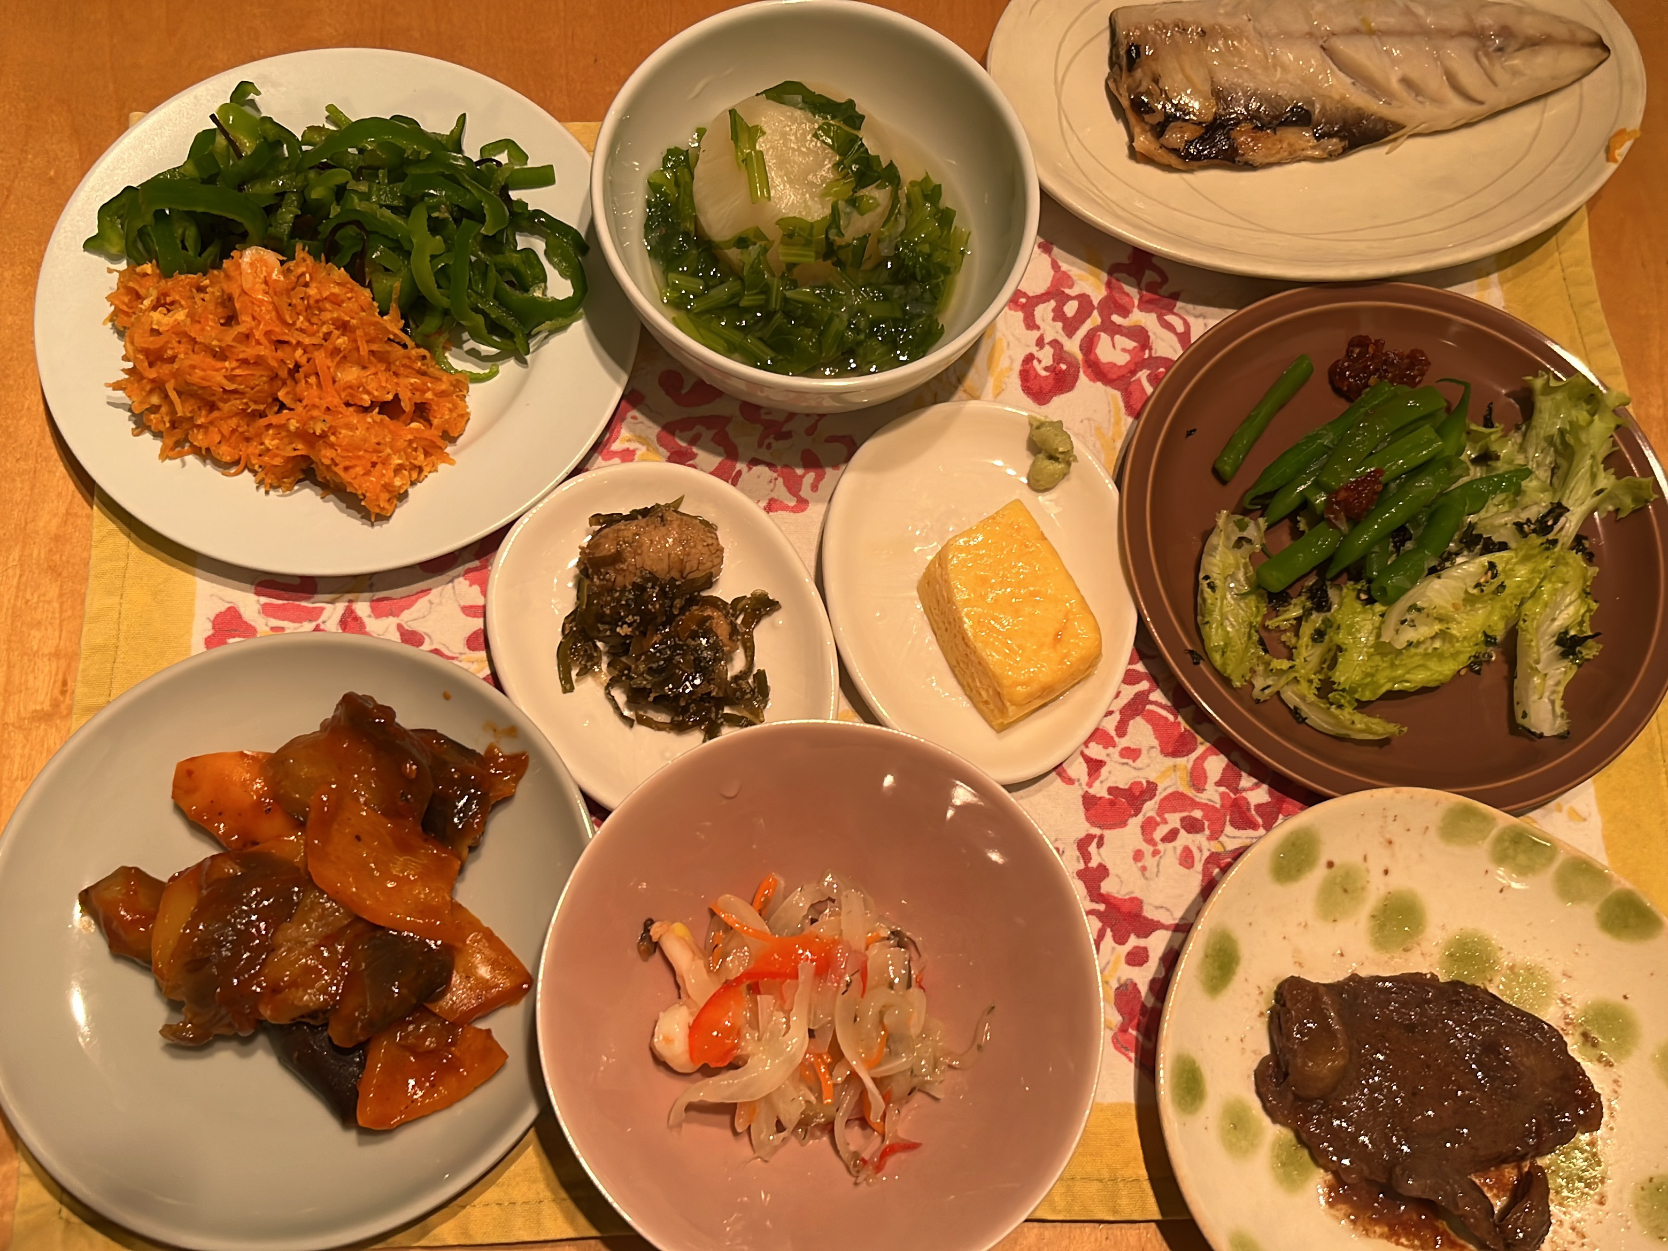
[590,0,1041,397]
[533,716,1104,1251]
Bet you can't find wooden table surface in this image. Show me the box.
[0,4,1662,1249]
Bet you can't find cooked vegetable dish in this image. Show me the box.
[85,81,587,380]
[1197,344,1656,740]
[645,82,968,376]
[645,872,989,1179]
[558,500,778,737]
[78,693,532,1130]
[108,248,469,518]
[1257,973,1601,1251]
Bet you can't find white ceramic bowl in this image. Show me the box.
[592,0,1039,412]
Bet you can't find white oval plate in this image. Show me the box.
[821,401,1138,785]
[0,633,593,1251]
[988,0,1647,281]
[34,48,639,576]
[487,461,840,810]
[1158,787,1668,1251]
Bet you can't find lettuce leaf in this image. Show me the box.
[1330,545,1555,702]
[1268,586,1404,740]
[1515,547,1601,738]
[1197,511,1267,688]
[1521,372,1656,544]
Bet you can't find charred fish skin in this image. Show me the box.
[1107,0,1612,170]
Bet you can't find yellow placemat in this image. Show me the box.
[10,183,1666,1248]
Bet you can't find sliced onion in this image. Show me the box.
[831,1077,863,1174]
[668,963,813,1127]
[834,978,886,1125]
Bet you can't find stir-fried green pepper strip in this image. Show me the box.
[1371,495,1471,604]
[83,83,587,365]
[1213,354,1314,482]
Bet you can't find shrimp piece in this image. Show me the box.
[652,1001,698,1073]
[650,920,720,1008]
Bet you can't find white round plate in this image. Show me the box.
[0,633,593,1251]
[821,401,1138,785]
[34,48,639,576]
[486,461,840,810]
[988,0,1647,281]
[1157,788,1668,1251]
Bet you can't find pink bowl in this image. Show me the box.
[536,720,1102,1251]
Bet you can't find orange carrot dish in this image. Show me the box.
[106,248,470,518]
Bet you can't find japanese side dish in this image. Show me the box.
[1196,339,1656,741]
[1107,0,1611,170]
[643,872,989,1180]
[1256,973,1602,1251]
[645,81,969,376]
[85,81,588,516]
[558,500,780,738]
[78,692,532,1131]
[918,500,1102,731]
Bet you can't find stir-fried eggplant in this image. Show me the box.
[81,693,533,1130]
[413,730,530,857]
[558,501,781,738]
[270,1023,367,1126]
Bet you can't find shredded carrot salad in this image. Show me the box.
[107,247,471,518]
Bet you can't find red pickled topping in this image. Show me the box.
[1329,335,1432,400]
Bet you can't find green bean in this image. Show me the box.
[1256,523,1343,593]
[1264,447,1332,523]
[1371,495,1469,604]
[1239,380,1397,506]
[1360,534,1399,585]
[1325,455,1465,576]
[1445,468,1532,514]
[1362,423,1444,484]
[1315,386,1447,493]
[1213,354,1315,482]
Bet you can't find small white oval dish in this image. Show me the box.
[821,401,1137,785]
[487,461,840,810]
[0,632,593,1251]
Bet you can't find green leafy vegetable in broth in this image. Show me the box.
[84,81,587,382]
[643,81,969,377]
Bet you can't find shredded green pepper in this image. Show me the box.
[84,83,587,365]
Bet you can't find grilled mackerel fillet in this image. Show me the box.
[1107,0,1610,169]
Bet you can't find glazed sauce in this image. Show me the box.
[1322,1165,1526,1249]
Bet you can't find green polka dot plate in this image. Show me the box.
[1157,787,1668,1251]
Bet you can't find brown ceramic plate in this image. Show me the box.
[1120,283,1668,814]
[535,721,1102,1251]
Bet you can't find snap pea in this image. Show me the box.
[1239,379,1396,507]
[83,80,587,365]
[1361,423,1444,484]
[1325,455,1466,576]
[1213,354,1315,482]
[1264,447,1332,524]
[1256,522,1343,593]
